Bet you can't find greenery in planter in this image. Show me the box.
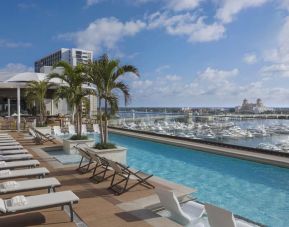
[25,80,53,127]
[48,61,92,138]
[86,54,140,147]
[93,143,116,150]
[69,135,89,140]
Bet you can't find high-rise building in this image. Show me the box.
[34,48,93,72]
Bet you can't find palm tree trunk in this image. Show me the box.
[104,99,108,144]
[98,97,104,143]
[76,103,82,137]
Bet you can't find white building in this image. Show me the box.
[235,98,272,113]
[34,48,93,73]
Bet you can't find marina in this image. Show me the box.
[113,111,289,153]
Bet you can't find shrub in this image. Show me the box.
[70,135,88,140]
[93,143,116,150]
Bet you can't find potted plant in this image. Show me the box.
[48,61,94,153]
[85,54,139,163]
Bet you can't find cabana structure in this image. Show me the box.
[0,71,97,131]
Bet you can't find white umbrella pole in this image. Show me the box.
[17,86,21,132]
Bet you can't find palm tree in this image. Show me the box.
[25,80,52,126]
[87,54,140,144]
[48,61,92,138]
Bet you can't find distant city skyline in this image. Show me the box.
[0,0,289,107]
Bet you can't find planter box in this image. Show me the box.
[63,139,95,154]
[87,146,127,165]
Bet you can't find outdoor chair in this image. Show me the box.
[0,149,29,155]
[74,145,96,174]
[0,139,16,143]
[205,203,253,227]
[0,160,40,170]
[81,124,87,134]
[0,167,49,180]
[155,187,205,226]
[52,126,65,136]
[68,125,76,135]
[0,177,61,194]
[93,124,100,134]
[33,128,57,144]
[0,142,20,146]
[107,159,155,195]
[0,145,23,151]
[87,152,114,183]
[0,190,79,222]
[0,154,33,162]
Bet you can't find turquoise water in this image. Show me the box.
[57,133,289,226]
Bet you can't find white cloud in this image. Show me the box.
[0,39,31,48]
[155,65,170,74]
[279,0,289,11]
[215,0,268,24]
[167,0,202,11]
[165,74,182,81]
[58,17,146,53]
[198,67,239,81]
[0,63,33,73]
[243,53,257,64]
[262,16,289,79]
[261,64,289,77]
[148,12,225,42]
[85,0,103,6]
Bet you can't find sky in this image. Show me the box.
[0,0,289,107]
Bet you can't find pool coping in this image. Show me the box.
[109,128,289,169]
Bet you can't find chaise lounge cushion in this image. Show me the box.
[0,199,6,213]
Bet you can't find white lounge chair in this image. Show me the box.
[205,204,254,227]
[0,142,20,146]
[0,154,33,162]
[155,187,205,226]
[0,160,39,170]
[0,167,49,180]
[93,124,100,133]
[0,190,79,221]
[0,177,61,194]
[53,126,64,136]
[81,124,87,134]
[68,125,76,135]
[0,138,16,143]
[0,145,23,151]
[0,149,28,155]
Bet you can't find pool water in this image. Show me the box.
[55,133,289,226]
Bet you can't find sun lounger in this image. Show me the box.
[81,124,87,134]
[107,159,154,195]
[0,136,13,140]
[155,187,205,226]
[0,190,79,221]
[0,149,28,155]
[0,145,23,151]
[74,145,96,174]
[68,125,76,135]
[93,124,100,134]
[205,203,254,227]
[0,160,39,170]
[0,177,61,194]
[0,154,33,162]
[0,167,49,180]
[53,126,64,136]
[33,128,57,144]
[0,139,16,143]
[84,150,114,183]
[0,142,20,146]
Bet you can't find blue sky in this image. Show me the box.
[0,0,289,107]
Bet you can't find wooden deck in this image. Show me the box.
[0,132,193,227]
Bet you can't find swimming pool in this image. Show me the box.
[56,133,289,226]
